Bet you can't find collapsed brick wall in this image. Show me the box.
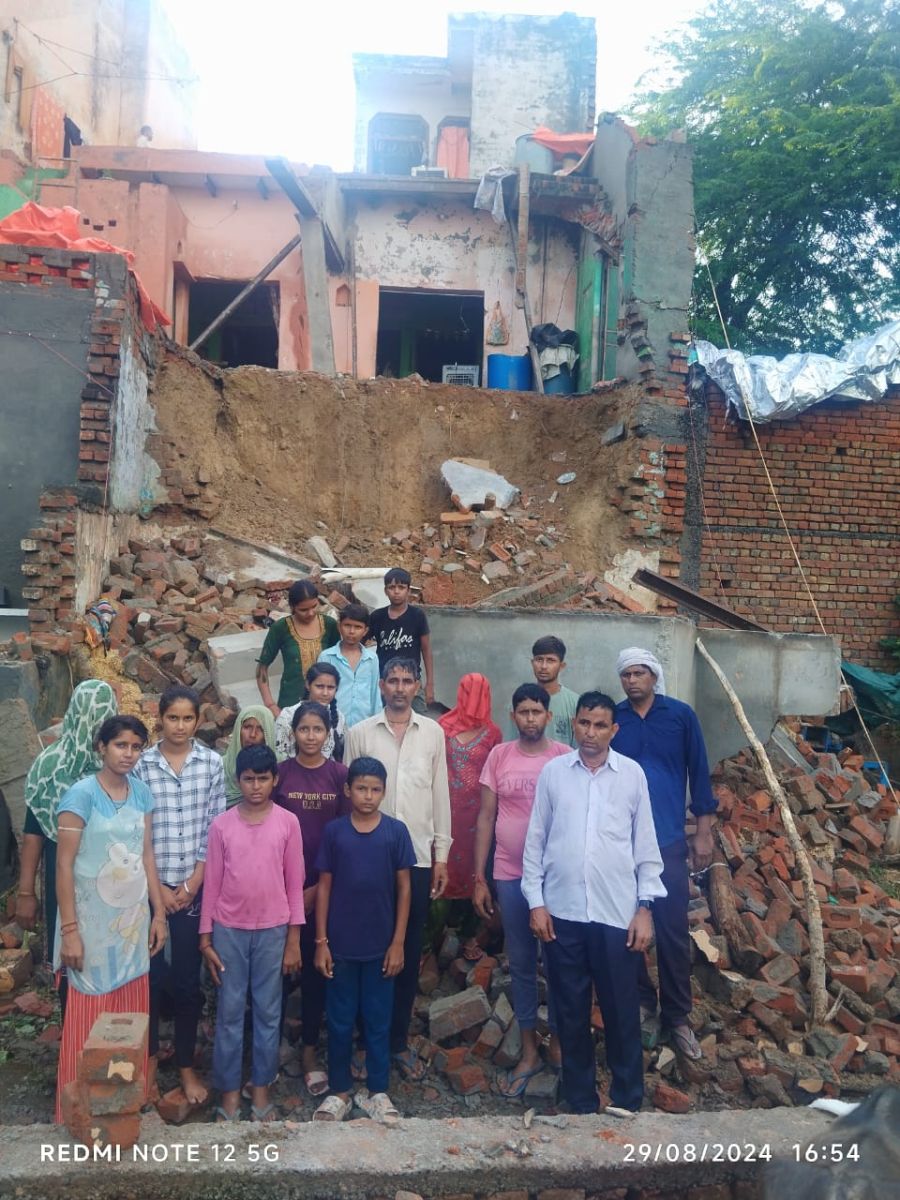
[697,386,900,667]
[14,247,152,648]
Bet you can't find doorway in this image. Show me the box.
[187,280,279,368]
[376,289,483,382]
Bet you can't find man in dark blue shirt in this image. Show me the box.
[610,647,716,1060]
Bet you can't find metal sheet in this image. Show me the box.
[693,318,900,422]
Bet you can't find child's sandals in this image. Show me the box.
[214,1106,241,1123]
[354,1089,400,1126]
[312,1094,353,1122]
[250,1102,278,1123]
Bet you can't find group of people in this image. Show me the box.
[13,565,717,1126]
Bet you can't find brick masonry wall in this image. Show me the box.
[697,385,900,668]
[11,246,146,648]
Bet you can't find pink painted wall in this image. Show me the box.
[69,169,309,370]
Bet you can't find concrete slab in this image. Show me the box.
[205,610,839,765]
[0,1109,834,1198]
[0,697,41,831]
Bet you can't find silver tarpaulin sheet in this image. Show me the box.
[693,318,900,422]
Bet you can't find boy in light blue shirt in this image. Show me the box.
[318,604,381,728]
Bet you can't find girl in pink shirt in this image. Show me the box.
[200,745,304,1123]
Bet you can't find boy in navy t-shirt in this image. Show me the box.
[312,756,415,1123]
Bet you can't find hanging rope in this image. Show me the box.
[697,247,897,806]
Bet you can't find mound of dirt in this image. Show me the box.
[149,354,645,590]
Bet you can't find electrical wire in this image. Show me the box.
[699,247,898,803]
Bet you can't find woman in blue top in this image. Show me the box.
[54,715,167,1123]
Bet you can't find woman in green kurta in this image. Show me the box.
[256,580,339,714]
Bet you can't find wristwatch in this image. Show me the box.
[637,899,653,910]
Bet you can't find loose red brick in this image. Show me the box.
[446,1063,489,1095]
[652,1082,691,1113]
[78,1012,148,1084]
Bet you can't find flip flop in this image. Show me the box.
[304,1070,329,1097]
[497,1063,543,1099]
[312,1094,352,1122]
[214,1106,241,1123]
[250,1103,278,1123]
[392,1047,427,1082]
[354,1088,400,1126]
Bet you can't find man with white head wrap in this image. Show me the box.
[611,647,716,1061]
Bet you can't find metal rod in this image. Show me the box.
[188,233,302,353]
[631,567,769,632]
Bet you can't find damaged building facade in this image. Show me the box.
[0,8,897,686]
[0,0,196,217]
[4,12,693,391]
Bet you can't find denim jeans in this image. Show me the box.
[212,923,286,1093]
[495,878,556,1032]
[327,957,394,1095]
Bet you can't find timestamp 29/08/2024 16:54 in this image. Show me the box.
[622,1142,861,1164]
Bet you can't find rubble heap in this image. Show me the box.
[395,730,899,1112]
[4,526,646,746]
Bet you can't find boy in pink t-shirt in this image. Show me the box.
[200,745,304,1122]
[474,683,569,1098]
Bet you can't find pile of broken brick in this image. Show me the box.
[392,728,899,1113]
[3,527,643,745]
[1,721,898,1119]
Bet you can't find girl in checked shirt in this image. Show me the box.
[133,684,225,1107]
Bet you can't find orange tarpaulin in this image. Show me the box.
[530,126,595,159]
[0,202,171,330]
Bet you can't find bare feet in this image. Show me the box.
[180,1065,209,1105]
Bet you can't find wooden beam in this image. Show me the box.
[264,156,344,273]
[187,232,302,353]
[509,165,544,394]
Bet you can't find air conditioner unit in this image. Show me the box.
[442,364,480,387]
[412,166,448,179]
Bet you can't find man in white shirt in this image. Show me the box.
[522,691,666,1116]
[346,656,451,1081]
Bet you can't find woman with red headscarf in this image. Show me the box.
[437,675,502,959]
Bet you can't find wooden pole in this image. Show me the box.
[188,232,302,353]
[695,636,829,1027]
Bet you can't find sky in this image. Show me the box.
[158,0,706,169]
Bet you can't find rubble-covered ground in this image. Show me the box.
[2,718,897,1127]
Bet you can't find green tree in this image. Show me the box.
[632,0,900,354]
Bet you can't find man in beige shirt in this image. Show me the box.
[346,656,451,1081]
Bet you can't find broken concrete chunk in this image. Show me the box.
[556,471,576,485]
[601,420,627,446]
[428,985,491,1041]
[304,536,337,568]
[441,460,519,511]
[482,560,511,582]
